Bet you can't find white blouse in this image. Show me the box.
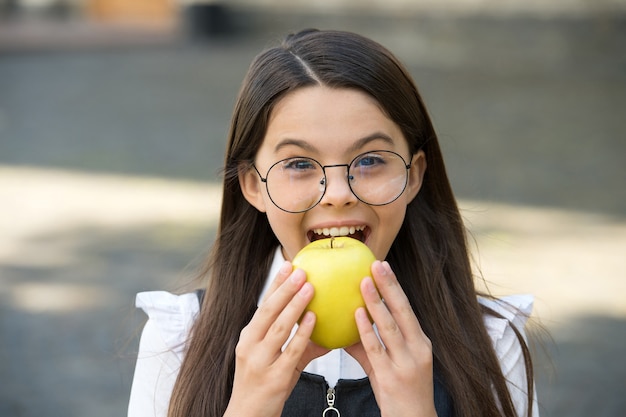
[128,248,539,417]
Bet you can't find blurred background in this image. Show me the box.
[1,0,625,416]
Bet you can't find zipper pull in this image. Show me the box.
[322,387,340,417]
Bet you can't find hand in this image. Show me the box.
[224,261,329,417]
[345,261,437,417]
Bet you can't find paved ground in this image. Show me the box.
[1,7,625,417]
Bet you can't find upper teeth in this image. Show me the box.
[313,225,365,237]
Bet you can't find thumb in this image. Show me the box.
[344,342,372,375]
[299,341,330,370]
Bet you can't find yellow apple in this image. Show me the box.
[292,236,376,349]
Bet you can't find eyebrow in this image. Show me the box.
[348,132,395,153]
[273,138,316,153]
[273,132,396,154]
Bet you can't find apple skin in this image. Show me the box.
[292,236,377,349]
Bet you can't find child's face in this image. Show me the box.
[240,86,426,261]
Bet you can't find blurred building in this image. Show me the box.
[3,0,626,22]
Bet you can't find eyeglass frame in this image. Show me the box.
[251,149,413,213]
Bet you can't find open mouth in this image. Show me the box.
[307,225,368,243]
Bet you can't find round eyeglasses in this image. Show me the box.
[252,150,412,213]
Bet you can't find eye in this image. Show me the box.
[282,157,318,171]
[353,152,386,168]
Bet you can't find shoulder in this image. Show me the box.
[479,294,539,416]
[479,294,533,354]
[479,294,534,379]
[128,291,202,417]
[135,291,201,359]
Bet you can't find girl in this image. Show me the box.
[128,29,538,417]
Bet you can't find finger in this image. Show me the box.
[345,326,373,375]
[279,311,317,374]
[360,273,405,351]
[264,280,315,348]
[260,261,293,304]
[370,261,423,345]
[355,277,403,355]
[246,268,307,342]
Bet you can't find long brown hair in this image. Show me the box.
[168,29,534,417]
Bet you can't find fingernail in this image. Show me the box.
[298,282,313,298]
[301,311,315,324]
[290,268,305,284]
[371,260,386,276]
[280,261,293,275]
[381,261,391,275]
[363,276,377,293]
[355,307,370,324]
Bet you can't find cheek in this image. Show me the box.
[264,210,287,237]
[263,209,305,260]
[373,203,408,259]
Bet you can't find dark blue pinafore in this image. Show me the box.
[282,369,453,417]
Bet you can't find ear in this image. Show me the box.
[405,150,427,202]
[238,164,267,213]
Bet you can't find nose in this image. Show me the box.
[318,165,358,208]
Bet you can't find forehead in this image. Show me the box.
[260,86,407,159]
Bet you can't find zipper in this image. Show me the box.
[322,387,340,417]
